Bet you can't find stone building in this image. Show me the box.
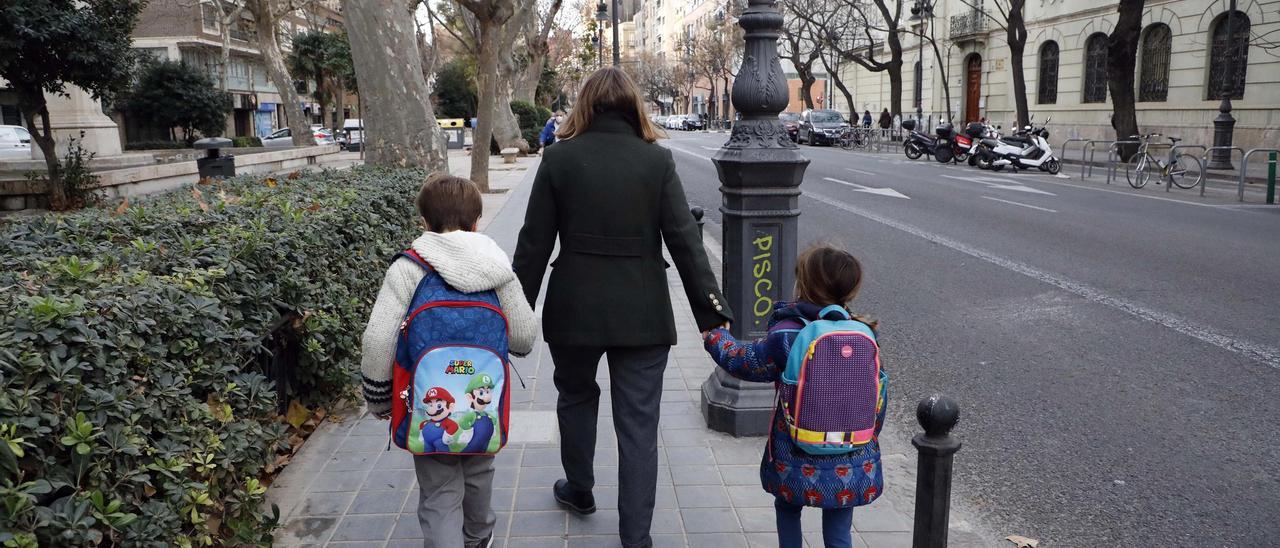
[834,0,1278,152]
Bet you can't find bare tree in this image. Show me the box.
[513,0,566,103]
[790,0,905,117]
[244,0,316,146]
[451,0,519,191]
[959,0,1027,126]
[687,3,744,120]
[625,51,679,113]
[1107,0,1144,157]
[779,5,822,109]
[342,0,448,170]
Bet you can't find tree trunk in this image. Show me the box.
[514,50,545,104]
[471,20,501,191]
[886,33,904,117]
[250,0,315,146]
[821,55,854,120]
[1007,0,1030,128]
[18,91,64,207]
[799,74,816,109]
[493,58,528,153]
[342,0,448,170]
[220,21,233,91]
[1108,0,1144,159]
[335,84,346,128]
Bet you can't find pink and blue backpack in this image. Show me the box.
[779,305,883,456]
[388,249,512,456]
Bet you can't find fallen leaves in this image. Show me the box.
[1006,535,1040,547]
[284,400,311,430]
[264,177,277,188]
[286,170,302,180]
[191,187,209,212]
[113,197,129,216]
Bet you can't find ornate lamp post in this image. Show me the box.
[1208,0,1237,171]
[611,0,620,66]
[595,1,609,69]
[700,0,810,436]
[910,0,934,123]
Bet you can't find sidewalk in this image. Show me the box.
[265,155,959,547]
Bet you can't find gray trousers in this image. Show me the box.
[412,454,496,548]
[549,344,669,548]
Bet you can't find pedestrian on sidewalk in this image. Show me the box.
[701,245,888,548]
[360,174,537,548]
[512,67,733,548]
[862,110,872,128]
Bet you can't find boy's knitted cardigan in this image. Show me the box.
[360,231,538,415]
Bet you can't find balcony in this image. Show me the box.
[949,10,987,40]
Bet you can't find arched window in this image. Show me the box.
[1083,33,1109,103]
[913,60,923,110]
[1208,11,1250,100]
[1037,41,1059,104]
[1138,24,1171,102]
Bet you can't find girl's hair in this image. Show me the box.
[556,67,665,143]
[794,244,878,330]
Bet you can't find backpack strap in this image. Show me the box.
[818,304,851,321]
[393,248,432,272]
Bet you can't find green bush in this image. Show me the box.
[510,101,546,153]
[124,141,191,151]
[0,167,425,545]
[232,137,264,148]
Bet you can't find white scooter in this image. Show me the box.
[983,117,1061,174]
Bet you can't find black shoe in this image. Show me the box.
[553,478,596,515]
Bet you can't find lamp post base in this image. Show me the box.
[700,367,774,437]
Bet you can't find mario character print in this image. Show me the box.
[418,387,470,453]
[452,374,502,453]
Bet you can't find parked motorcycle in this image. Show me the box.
[963,122,997,166]
[901,119,937,160]
[933,123,972,164]
[976,118,1061,174]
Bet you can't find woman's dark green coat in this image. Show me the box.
[512,112,734,347]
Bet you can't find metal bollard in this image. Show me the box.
[1268,152,1276,205]
[690,205,705,239]
[912,394,962,548]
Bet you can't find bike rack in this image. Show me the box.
[1060,138,1088,175]
[1200,146,1245,196]
[1238,148,1280,202]
[1081,140,1115,179]
[1166,144,1207,193]
[1104,140,1140,185]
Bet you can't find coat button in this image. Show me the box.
[715,305,723,311]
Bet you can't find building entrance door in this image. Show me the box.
[965,54,982,123]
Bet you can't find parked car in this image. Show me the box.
[0,125,33,159]
[666,115,686,130]
[654,115,669,128]
[779,112,801,142]
[797,109,849,146]
[261,127,336,147]
[683,113,705,131]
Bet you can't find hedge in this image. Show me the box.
[0,167,425,545]
[232,137,263,148]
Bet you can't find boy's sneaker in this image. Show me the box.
[553,479,596,515]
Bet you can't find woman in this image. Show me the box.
[513,67,732,548]
[878,108,893,129]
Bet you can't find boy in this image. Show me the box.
[361,174,537,548]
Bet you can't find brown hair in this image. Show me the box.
[556,67,666,142]
[416,173,482,232]
[795,244,878,330]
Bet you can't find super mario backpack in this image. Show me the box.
[388,249,511,456]
[779,305,885,456]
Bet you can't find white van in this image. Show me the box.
[0,125,33,159]
[342,119,363,151]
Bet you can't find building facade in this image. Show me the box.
[833,0,1278,152]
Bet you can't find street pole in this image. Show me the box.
[700,0,809,437]
[611,0,620,67]
[1208,0,1237,170]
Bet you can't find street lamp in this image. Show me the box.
[595,1,609,69]
[611,0,620,66]
[1208,0,1237,170]
[910,0,934,123]
[590,34,601,69]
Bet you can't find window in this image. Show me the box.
[913,60,923,110]
[1037,41,1059,104]
[1137,24,1171,102]
[1208,11,1250,100]
[14,127,30,142]
[1083,33,1109,103]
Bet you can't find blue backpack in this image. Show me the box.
[779,305,884,456]
[389,249,511,456]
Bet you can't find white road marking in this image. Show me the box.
[804,189,1280,370]
[941,174,1057,195]
[821,177,911,199]
[846,168,878,176]
[667,145,714,161]
[700,146,721,151]
[982,196,1059,212]
[1031,177,1233,209]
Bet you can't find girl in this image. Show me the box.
[702,245,888,548]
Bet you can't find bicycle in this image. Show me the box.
[1125,133,1203,190]
[838,127,869,151]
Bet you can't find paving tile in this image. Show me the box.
[567,536,618,548]
[516,466,562,489]
[338,435,387,453]
[521,446,563,467]
[349,490,407,515]
[592,487,620,510]
[514,486,563,511]
[687,533,749,547]
[294,491,354,516]
[851,500,911,532]
[374,449,415,470]
[389,513,421,539]
[270,467,314,491]
[653,485,677,509]
[329,513,397,541]
[726,485,773,508]
[649,509,685,534]
[666,446,716,466]
[746,532,778,547]
[325,542,385,548]
[324,452,381,473]
[856,531,908,547]
[504,537,566,548]
[310,471,369,493]
[491,487,516,511]
[675,485,732,508]
[567,510,619,535]
[734,507,777,533]
[363,469,414,491]
[387,541,425,548]
[661,428,710,447]
[670,465,723,486]
[680,508,742,534]
[508,510,567,537]
[275,515,339,544]
[711,444,765,466]
[650,534,687,548]
[718,465,760,486]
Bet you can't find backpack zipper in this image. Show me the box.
[401,300,509,336]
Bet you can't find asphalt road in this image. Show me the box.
[663,131,1280,547]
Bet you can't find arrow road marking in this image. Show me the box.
[941,174,1057,196]
[846,168,878,176]
[982,196,1058,212]
[822,177,910,199]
